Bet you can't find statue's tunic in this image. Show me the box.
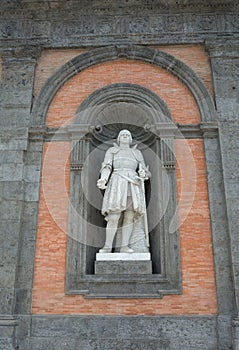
[100,144,148,220]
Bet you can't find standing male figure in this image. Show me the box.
[97,129,150,253]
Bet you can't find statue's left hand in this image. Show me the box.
[138,165,151,180]
[138,169,147,178]
[97,178,107,190]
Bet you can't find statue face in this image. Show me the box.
[117,130,132,145]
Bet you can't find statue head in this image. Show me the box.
[117,129,133,145]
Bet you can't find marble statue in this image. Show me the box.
[97,129,151,253]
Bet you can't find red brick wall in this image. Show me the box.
[45,58,201,127]
[34,49,85,96]
[157,44,214,97]
[32,45,218,315]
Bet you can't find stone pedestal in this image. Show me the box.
[95,253,152,275]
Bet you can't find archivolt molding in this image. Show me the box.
[31,45,217,126]
[76,83,172,123]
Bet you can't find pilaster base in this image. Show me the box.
[233,318,239,350]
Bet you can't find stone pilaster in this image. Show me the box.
[206,38,239,349]
[0,47,39,349]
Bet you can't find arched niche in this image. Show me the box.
[31,45,217,298]
[66,83,181,298]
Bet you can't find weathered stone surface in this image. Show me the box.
[0,201,22,221]
[0,3,238,47]
[24,165,41,183]
[20,315,218,350]
[14,289,32,316]
[0,129,28,151]
[0,317,17,350]
[0,338,15,350]
[204,137,235,319]
[0,290,15,314]
[2,164,24,182]
[24,182,40,202]
[95,260,152,274]
[2,181,24,201]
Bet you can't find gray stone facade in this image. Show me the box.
[0,1,238,349]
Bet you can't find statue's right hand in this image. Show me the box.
[97,178,107,190]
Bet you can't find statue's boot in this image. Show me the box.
[120,246,134,253]
[120,224,134,253]
[99,224,117,253]
[99,246,112,253]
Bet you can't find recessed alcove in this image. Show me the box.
[65,83,181,297]
[83,122,158,275]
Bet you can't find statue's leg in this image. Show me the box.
[99,212,121,253]
[120,204,134,253]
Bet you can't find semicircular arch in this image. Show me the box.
[31,45,216,126]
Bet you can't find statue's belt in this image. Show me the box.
[113,169,140,186]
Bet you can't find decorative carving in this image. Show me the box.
[149,16,164,33]
[0,20,18,38]
[31,20,50,37]
[226,14,239,30]
[71,139,87,171]
[96,18,114,35]
[161,138,175,169]
[164,15,183,32]
[191,14,216,32]
[128,18,150,34]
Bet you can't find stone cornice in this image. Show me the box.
[28,123,218,142]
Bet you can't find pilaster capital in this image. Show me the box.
[205,38,239,59]
[0,45,42,63]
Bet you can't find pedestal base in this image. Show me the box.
[95,260,152,275]
[95,253,152,275]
